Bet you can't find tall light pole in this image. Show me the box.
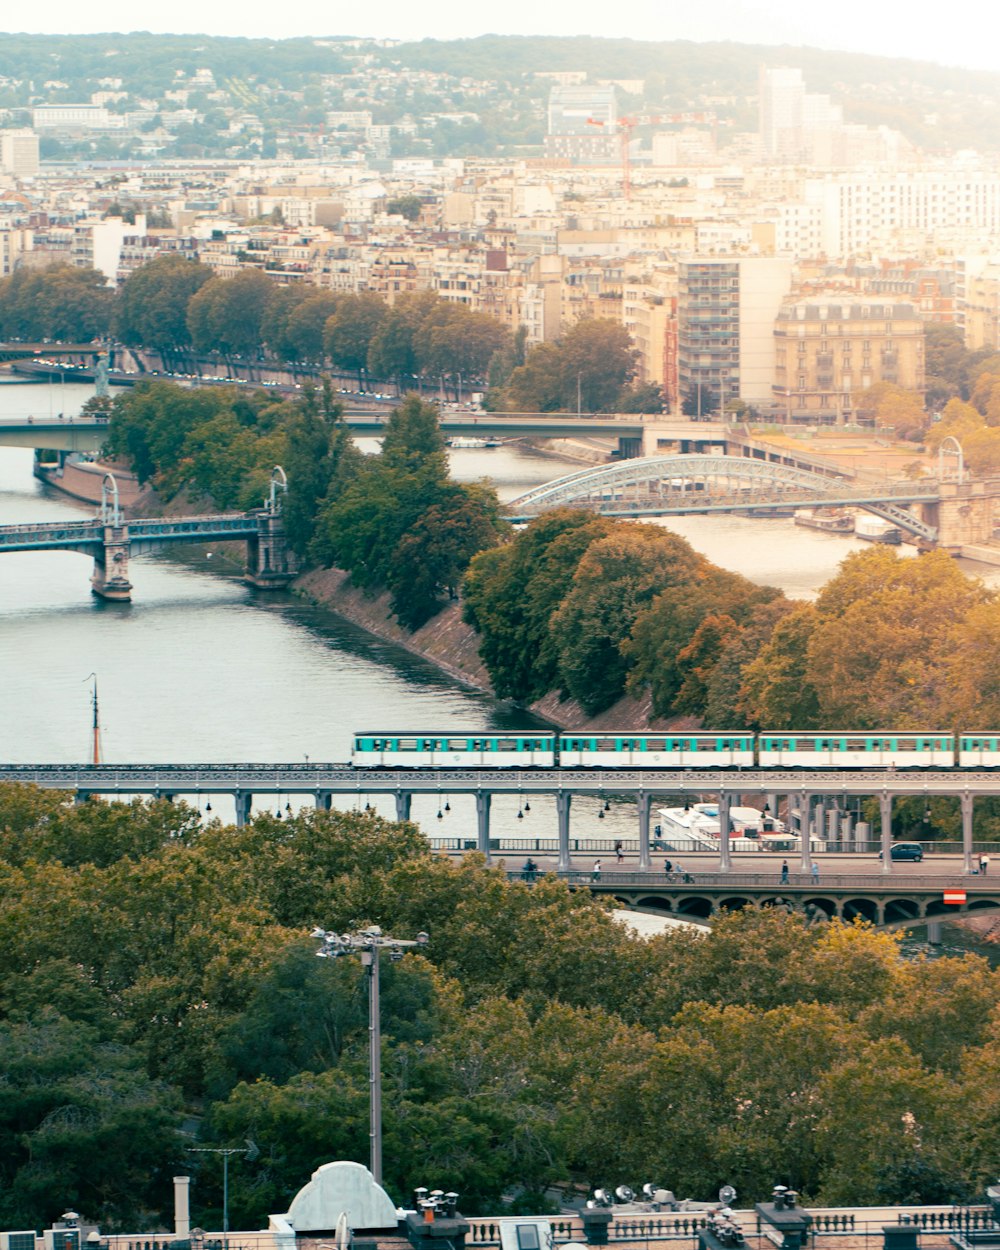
[188,1141,258,1248]
[312,926,429,1184]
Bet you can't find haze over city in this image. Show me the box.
[7,0,998,74]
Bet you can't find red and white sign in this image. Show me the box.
[943,890,967,905]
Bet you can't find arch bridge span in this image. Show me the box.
[507,454,940,541]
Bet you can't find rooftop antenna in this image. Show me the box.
[84,673,102,765]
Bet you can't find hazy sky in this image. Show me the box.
[8,0,997,75]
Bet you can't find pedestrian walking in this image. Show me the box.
[592,859,602,881]
[664,858,673,876]
[614,839,624,863]
[981,853,990,876]
[780,859,790,884]
[810,862,820,883]
[523,857,538,883]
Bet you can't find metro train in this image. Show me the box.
[352,731,1000,769]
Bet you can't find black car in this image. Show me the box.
[878,842,924,862]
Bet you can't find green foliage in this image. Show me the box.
[386,194,423,221]
[114,255,212,355]
[2,782,1000,1224]
[312,395,507,628]
[0,264,114,342]
[503,319,637,413]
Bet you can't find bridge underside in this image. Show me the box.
[507,454,939,541]
[597,886,1000,931]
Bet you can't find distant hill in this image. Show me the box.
[0,30,997,157]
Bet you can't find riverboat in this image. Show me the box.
[793,509,854,534]
[854,514,902,544]
[446,436,504,449]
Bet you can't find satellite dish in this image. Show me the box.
[615,1187,635,1204]
[719,1186,737,1204]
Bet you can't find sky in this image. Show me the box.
[8,0,998,75]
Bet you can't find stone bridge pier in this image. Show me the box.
[245,508,299,590]
[922,480,1000,550]
[91,523,132,601]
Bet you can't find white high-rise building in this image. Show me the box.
[758,67,804,158]
[0,129,39,177]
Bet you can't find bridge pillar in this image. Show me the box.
[556,791,572,873]
[880,792,893,873]
[718,791,732,872]
[395,791,412,822]
[637,791,653,871]
[315,790,333,811]
[934,480,999,550]
[234,791,253,827]
[799,791,814,873]
[245,510,300,590]
[475,792,491,863]
[927,920,943,945]
[91,524,132,601]
[961,791,975,875]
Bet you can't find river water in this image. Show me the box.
[2,377,1000,918]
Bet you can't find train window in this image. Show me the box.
[497,738,517,750]
[846,737,866,750]
[596,737,616,751]
[646,739,666,751]
[448,738,467,750]
[399,738,417,750]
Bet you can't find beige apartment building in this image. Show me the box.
[773,297,924,423]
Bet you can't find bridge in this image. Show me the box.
[0,467,297,599]
[507,454,944,540]
[3,762,1000,930]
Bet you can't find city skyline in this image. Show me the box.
[5,0,1000,76]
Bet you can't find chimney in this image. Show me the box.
[174,1176,191,1237]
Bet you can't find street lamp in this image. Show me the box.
[188,1141,259,1248]
[312,925,429,1184]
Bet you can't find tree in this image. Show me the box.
[389,483,508,629]
[736,602,822,729]
[323,293,387,383]
[856,382,928,440]
[280,383,351,556]
[462,510,614,702]
[550,525,700,714]
[386,194,423,221]
[113,255,212,358]
[186,269,273,359]
[0,264,114,342]
[502,320,637,412]
[807,548,988,726]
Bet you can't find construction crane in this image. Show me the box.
[587,112,720,199]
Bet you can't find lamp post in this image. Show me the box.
[313,925,429,1184]
[188,1141,258,1248]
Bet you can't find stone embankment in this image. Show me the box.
[294,566,675,733]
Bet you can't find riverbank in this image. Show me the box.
[293,566,676,732]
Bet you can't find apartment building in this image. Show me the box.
[773,297,924,422]
[674,255,793,413]
[0,226,32,276]
[0,129,39,177]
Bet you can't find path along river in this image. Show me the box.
[0,378,998,957]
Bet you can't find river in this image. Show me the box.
[2,376,1000,927]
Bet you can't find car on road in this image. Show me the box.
[879,842,924,862]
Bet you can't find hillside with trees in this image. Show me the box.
[1,32,1000,156]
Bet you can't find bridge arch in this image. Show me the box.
[506,454,938,540]
[843,897,880,925]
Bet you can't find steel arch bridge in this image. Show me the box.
[506,455,940,541]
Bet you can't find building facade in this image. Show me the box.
[773,297,925,422]
[675,255,793,413]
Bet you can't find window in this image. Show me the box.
[516,1227,541,1250]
